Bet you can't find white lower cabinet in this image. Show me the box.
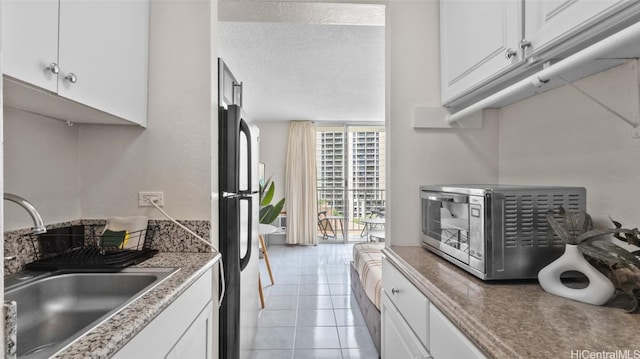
[381,258,430,358]
[165,302,214,359]
[381,259,429,345]
[429,305,486,359]
[381,257,486,359]
[382,294,431,359]
[113,268,214,359]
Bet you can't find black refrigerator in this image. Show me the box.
[219,59,260,359]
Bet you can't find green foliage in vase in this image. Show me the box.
[546,207,594,245]
[547,207,640,312]
[259,177,285,225]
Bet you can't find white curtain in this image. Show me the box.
[285,121,317,245]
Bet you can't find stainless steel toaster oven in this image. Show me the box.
[420,185,586,280]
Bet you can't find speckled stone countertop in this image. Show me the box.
[47,252,221,359]
[384,246,640,359]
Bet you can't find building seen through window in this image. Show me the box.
[316,125,385,241]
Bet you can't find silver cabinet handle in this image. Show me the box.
[391,287,400,295]
[519,39,532,50]
[46,62,59,74]
[65,72,78,83]
[504,48,518,59]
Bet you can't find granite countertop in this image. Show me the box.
[47,252,221,359]
[384,245,640,359]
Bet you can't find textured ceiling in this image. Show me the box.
[218,22,385,123]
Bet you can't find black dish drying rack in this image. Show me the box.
[24,224,158,271]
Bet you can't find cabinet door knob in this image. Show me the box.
[46,63,59,75]
[519,39,532,50]
[65,73,78,84]
[391,287,400,295]
[504,48,518,60]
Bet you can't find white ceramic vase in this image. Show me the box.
[538,244,615,305]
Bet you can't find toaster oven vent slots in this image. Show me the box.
[504,193,585,248]
[536,195,551,245]
[503,194,567,248]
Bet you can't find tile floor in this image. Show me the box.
[250,243,379,359]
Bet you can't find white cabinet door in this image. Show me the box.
[429,305,486,359]
[1,0,59,92]
[382,259,429,347]
[524,0,636,58]
[58,0,149,126]
[440,0,523,104]
[382,294,431,359]
[166,302,214,359]
[113,269,213,359]
[1,0,148,126]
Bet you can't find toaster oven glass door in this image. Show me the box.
[421,192,471,265]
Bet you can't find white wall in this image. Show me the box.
[247,2,501,247]
[3,1,216,232]
[3,108,81,231]
[386,0,499,246]
[255,120,288,207]
[79,0,214,221]
[499,61,640,227]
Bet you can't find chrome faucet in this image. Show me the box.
[4,193,47,234]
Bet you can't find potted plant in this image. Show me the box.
[259,177,285,225]
[540,207,615,305]
[543,207,640,311]
[579,219,640,312]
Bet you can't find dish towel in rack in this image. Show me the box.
[103,215,148,250]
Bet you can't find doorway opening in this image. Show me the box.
[218,3,386,246]
[316,125,385,243]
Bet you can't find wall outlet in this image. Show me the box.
[138,191,164,207]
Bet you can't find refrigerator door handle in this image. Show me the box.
[239,195,253,271]
[239,118,252,193]
[222,191,241,199]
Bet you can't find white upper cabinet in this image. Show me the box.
[1,0,149,126]
[441,0,640,111]
[440,0,523,104]
[57,0,149,125]
[524,0,637,59]
[1,0,59,93]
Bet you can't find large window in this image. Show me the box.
[316,125,385,242]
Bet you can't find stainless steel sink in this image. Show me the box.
[4,267,179,359]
